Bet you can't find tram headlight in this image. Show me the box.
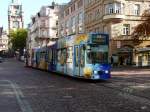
[105,70,109,74]
[95,75,100,79]
[94,71,98,74]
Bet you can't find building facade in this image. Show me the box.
[0,27,9,53]
[58,0,84,37]
[84,0,150,66]
[28,2,63,49]
[8,0,23,31]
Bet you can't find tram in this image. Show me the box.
[28,33,111,80]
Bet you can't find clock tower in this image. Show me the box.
[8,0,23,32]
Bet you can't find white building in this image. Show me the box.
[28,2,63,49]
[8,0,23,31]
[0,27,9,52]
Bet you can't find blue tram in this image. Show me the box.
[29,33,111,80]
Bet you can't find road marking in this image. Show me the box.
[0,80,33,112]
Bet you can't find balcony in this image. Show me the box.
[103,14,125,22]
[104,3,125,22]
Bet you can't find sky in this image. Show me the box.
[0,0,69,30]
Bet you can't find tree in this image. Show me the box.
[132,10,150,42]
[9,29,27,56]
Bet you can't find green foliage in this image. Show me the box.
[9,29,27,51]
[132,10,150,39]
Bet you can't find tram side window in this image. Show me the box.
[33,51,36,60]
[40,52,42,59]
[52,49,56,64]
[35,52,38,62]
[45,51,48,62]
[48,49,52,62]
[36,52,39,62]
[75,47,79,66]
[80,46,85,67]
[41,52,46,60]
[62,49,67,65]
[42,52,44,59]
[67,47,73,63]
[57,50,61,64]
[40,52,42,60]
[54,50,57,64]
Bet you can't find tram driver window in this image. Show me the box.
[87,52,92,64]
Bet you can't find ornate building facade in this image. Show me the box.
[28,3,64,49]
[84,0,150,66]
[58,0,84,37]
[0,27,9,52]
[8,0,23,31]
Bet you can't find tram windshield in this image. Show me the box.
[86,44,108,64]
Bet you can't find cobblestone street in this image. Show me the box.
[0,59,150,112]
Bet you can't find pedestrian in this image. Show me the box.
[111,56,114,66]
[120,56,123,65]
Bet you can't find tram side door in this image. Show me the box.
[74,46,80,76]
[79,45,85,77]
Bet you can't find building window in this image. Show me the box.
[71,16,76,34]
[78,12,83,33]
[78,0,83,8]
[65,8,69,16]
[65,20,69,35]
[133,4,140,15]
[115,3,121,14]
[41,20,46,27]
[71,4,75,13]
[103,26,108,34]
[14,5,20,10]
[123,24,130,35]
[108,4,114,14]
[95,9,100,20]
[13,21,19,28]
[95,27,99,33]
[105,3,122,14]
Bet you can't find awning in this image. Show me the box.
[136,47,150,52]
[117,47,133,53]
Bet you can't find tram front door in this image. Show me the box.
[74,46,80,76]
[74,45,85,77]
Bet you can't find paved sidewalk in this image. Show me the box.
[111,66,150,76]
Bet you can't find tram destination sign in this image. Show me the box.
[92,35,106,44]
